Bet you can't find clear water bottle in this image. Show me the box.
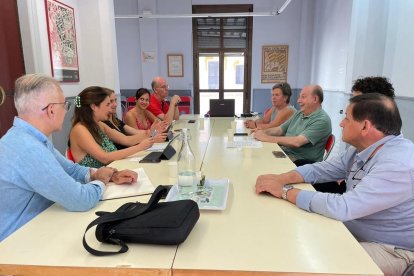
[177,128,196,196]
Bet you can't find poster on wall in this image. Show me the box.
[45,0,80,82]
[142,51,156,63]
[261,45,288,83]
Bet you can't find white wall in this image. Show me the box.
[114,0,313,92]
[345,0,414,98]
[383,0,414,98]
[312,0,414,145]
[17,0,120,153]
[310,0,352,152]
[17,0,120,96]
[311,0,352,91]
[251,0,313,89]
[114,0,142,89]
[346,0,389,92]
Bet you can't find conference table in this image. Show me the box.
[0,115,383,275]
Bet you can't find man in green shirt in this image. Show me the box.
[254,85,332,165]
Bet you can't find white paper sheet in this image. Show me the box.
[146,142,168,152]
[101,168,155,200]
[227,138,263,148]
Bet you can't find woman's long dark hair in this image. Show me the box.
[72,86,111,144]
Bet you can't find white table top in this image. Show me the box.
[172,117,382,275]
[0,115,383,275]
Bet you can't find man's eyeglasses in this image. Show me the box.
[41,101,72,111]
[347,143,385,181]
[347,160,369,181]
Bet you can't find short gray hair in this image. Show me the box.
[14,74,60,114]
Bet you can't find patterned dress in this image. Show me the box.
[78,130,117,168]
[135,117,151,130]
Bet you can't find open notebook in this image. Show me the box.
[101,168,155,200]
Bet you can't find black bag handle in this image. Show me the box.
[82,185,169,256]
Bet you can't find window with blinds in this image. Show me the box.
[195,17,247,49]
[192,4,253,114]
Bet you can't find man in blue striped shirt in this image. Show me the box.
[256,93,414,276]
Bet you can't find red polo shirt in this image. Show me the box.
[147,94,169,117]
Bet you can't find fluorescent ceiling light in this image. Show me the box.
[115,12,275,19]
[114,0,292,19]
[277,0,292,15]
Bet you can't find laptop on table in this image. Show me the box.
[209,99,235,117]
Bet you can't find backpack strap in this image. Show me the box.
[82,185,169,256]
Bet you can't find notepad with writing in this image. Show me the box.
[101,168,155,200]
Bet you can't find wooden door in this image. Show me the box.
[0,0,25,137]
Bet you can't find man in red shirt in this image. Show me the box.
[147,76,180,123]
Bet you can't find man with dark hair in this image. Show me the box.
[323,76,397,194]
[255,93,414,275]
[352,76,395,98]
[254,85,332,165]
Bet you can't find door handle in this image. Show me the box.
[0,86,5,106]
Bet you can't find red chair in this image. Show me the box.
[324,134,335,160]
[178,96,191,114]
[66,148,75,162]
[126,97,136,111]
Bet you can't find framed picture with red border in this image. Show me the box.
[45,0,80,82]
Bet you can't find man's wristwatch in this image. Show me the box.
[282,185,294,200]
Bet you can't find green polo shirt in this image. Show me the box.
[280,107,332,162]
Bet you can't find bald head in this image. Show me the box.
[151,76,169,100]
[309,84,323,103]
[151,76,165,91]
[297,84,324,116]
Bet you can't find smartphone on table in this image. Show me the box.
[272,151,286,158]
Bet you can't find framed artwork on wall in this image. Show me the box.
[261,45,289,83]
[167,54,184,77]
[45,0,80,82]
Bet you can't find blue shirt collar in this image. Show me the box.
[13,117,53,150]
[355,135,398,163]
